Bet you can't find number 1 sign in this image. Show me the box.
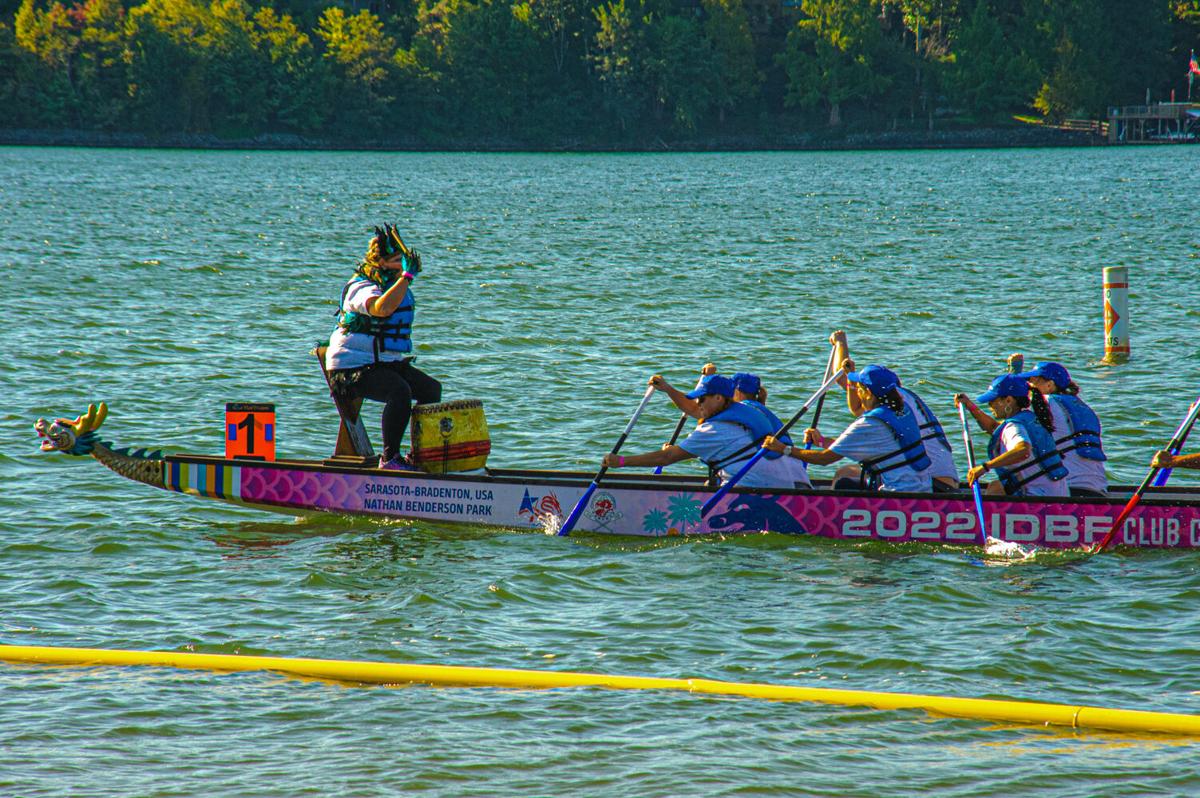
[225,403,276,460]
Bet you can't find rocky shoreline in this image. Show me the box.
[0,125,1105,151]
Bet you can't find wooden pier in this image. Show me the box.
[1107,103,1200,143]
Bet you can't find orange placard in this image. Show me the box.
[225,403,276,461]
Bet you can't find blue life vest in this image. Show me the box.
[337,276,415,363]
[1047,394,1106,462]
[987,409,1069,493]
[898,387,951,452]
[706,400,786,470]
[858,406,931,488]
[743,399,806,473]
[741,400,793,448]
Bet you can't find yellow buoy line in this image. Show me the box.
[2,643,1197,736]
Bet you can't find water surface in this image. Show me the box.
[2,146,1199,796]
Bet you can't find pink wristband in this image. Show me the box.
[402,271,416,281]
[617,456,626,467]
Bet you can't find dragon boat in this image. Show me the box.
[34,401,1200,550]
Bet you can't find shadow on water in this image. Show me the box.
[203,514,370,555]
[203,513,536,557]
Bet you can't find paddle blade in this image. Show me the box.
[557,481,598,537]
[971,483,988,546]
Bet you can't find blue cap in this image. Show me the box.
[845,365,899,397]
[685,374,735,400]
[976,374,1030,404]
[1017,361,1071,390]
[731,372,761,396]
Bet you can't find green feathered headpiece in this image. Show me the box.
[374,223,411,261]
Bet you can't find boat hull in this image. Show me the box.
[163,455,1200,549]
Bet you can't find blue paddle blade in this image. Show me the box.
[557,481,598,536]
[972,484,988,546]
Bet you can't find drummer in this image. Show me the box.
[1016,359,1109,497]
[763,364,932,492]
[955,375,1068,497]
[324,224,442,470]
[828,330,959,492]
[603,374,810,489]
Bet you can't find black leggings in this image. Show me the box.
[342,361,442,461]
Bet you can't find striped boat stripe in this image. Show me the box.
[166,461,241,501]
[225,465,239,500]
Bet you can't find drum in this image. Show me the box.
[409,399,491,473]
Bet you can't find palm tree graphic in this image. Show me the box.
[667,493,701,532]
[642,508,669,535]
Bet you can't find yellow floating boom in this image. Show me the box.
[2,643,1197,736]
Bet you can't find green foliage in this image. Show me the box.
[702,0,759,123]
[2,0,1197,141]
[252,6,329,133]
[779,0,889,125]
[315,6,398,135]
[944,0,1036,119]
[442,0,544,135]
[591,0,649,134]
[645,14,715,132]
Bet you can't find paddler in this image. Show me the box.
[324,224,442,470]
[648,363,718,420]
[828,330,959,492]
[730,371,811,487]
[603,374,811,489]
[1014,359,1109,497]
[955,375,1069,497]
[649,366,770,417]
[763,364,932,492]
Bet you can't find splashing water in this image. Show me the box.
[984,536,1037,562]
[539,513,564,536]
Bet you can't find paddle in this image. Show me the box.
[1092,395,1200,552]
[557,385,659,537]
[654,371,711,476]
[806,346,837,451]
[653,414,691,476]
[699,368,846,519]
[957,403,989,547]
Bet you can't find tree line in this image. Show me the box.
[2,0,1198,145]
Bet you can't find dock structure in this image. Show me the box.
[1107,103,1200,143]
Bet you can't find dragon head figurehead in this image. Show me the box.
[35,402,108,456]
[34,402,164,488]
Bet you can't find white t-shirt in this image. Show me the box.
[829,416,932,492]
[996,421,1070,497]
[325,280,412,371]
[899,388,958,483]
[680,421,810,489]
[1046,398,1108,494]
